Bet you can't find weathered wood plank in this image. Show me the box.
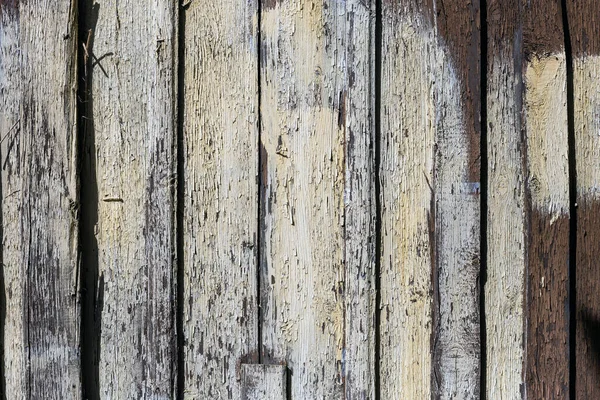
[240,364,286,400]
[486,0,570,397]
[260,1,362,397]
[342,1,376,399]
[181,0,259,398]
[380,0,480,397]
[567,0,600,397]
[82,0,178,397]
[0,0,81,397]
[485,1,526,397]
[0,0,26,396]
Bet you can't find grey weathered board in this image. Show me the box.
[486,0,570,397]
[260,1,376,398]
[1,0,81,398]
[79,0,178,397]
[380,0,481,398]
[181,0,259,398]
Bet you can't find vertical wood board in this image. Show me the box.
[380,1,480,398]
[181,0,259,398]
[83,0,178,397]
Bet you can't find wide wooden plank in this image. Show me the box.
[240,364,286,400]
[486,0,570,397]
[260,1,366,397]
[567,0,600,397]
[181,0,259,398]
[0,0,81,397]
[380,0,480,397]
[0,1,26,396]
[80,0,178,397]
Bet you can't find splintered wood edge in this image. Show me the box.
[241,364,287,400]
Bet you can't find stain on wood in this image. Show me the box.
[82,0,178,397]
[241,364,286,400]
[181,0,259,398]
[380,1,480,398]
[566,1,600,397]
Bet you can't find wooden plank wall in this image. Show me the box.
[1,0,600,399]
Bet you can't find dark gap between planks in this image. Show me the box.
[176,1,188,399]
[479,0,489,397]
[560,0,577,398]
[374,0,383,399]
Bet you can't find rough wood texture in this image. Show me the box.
[380,1,480,398]
[82,0,177,397]
[0,1,26,396]
[260,1,365,397]
[0,0,81,397]
[486,1,526,397]
[342,1,376,399]
[181,1,259,398]
[567,1,600,397]
[487,0,570,397]
[240,364,286,400]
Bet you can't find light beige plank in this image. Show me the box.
[260,1,347,397]
[181,0,259,398]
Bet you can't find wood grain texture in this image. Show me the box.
[83,0,177,397]
[486,1,526,397]
[0,0,81,397]
[486,0,570,397]
[240,364,286,400]
[380,1,480,398]
[0,1,26,396]
[342,1,376,399]
[260,1,358,397]
[567,0,600,397]
[181,1,259,398]
[523,51,570,399]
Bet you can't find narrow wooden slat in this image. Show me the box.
[380,0,480,397]
[181,0,259,398]
[241,364,286,400]
[343,1,377,399]
[485,1,526,397]
[83,0,178,396]
[486,0,570,397]
[0,0,81,397]
[567,0,600,397]
[260,1,370,397]
[0,0,26,396]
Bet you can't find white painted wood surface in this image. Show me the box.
[181,0,259,398]
[87,0,177,397]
